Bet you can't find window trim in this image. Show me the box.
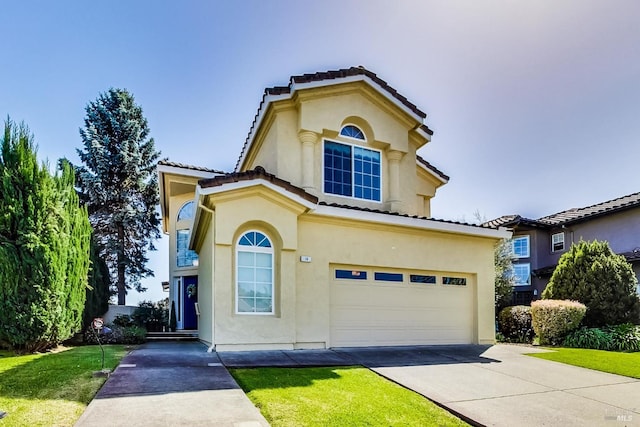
[512,235,530,258]
[235,230,275,315]
[513,263,531,287]
[551,232,565,252]
[322,138,383,203]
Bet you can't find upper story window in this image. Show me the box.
[323,140,381,202]
[177,201,195,221]
[177,229,198,267]
[512,235,530,258]
[552,232,565,252]
[236,231,274,314]
[340,125,365,140]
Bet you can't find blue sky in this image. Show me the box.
[3,1,640,305]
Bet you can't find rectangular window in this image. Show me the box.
[177,229,198,267]
[237,251,274,313]
[324,140,381,201]
[410,274,436,284]
[443,277,467,286]
[374,272,403,282]
[512,235,530,258]
[552,232,565,252]
[335,269,367,280]
[513,263,531,286]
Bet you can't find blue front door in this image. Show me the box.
[182,276,198,330]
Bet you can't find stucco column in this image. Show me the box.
[387,150,405,212]
[299,130,319,192]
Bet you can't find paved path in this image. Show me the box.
[75,341,268,427]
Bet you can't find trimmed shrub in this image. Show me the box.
[132,300,168,332]
[531,300,586,345]
[543,240,640,327]
[498,306,534,343]
[113,314,135,327]
[563,327,613,350]
[84,324,146,345]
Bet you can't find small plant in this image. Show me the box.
[498,306,534,343]
[607,323,640,352]
[563,327,613,350]
[169,300,177,332]
[84,325,146,345]
[531,299,586,345]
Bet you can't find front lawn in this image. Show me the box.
[528,347,640,379]
[0,345,128,426]
[230,366,468,426]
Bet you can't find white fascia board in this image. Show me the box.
[157,164,222,180]
[236,92,291,172]
[414,126,432,142]
[311,204,512,240]
[417,161,449,184]
[197,179,317,211]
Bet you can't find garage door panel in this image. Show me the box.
[330,271,475,347]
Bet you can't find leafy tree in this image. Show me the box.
[73,88,162,305]
[82,236,112,328]
[0,120,91,352]
[495,238,516,312]
[543,240,640,327]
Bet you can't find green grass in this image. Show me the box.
[528,347,640,379]
[230,366,468,427]
[0,345,128,426]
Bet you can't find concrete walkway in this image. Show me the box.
[75,341,268,427]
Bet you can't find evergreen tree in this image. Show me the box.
[82,235,112,328]
[74,89,162,305]
[543,240,640,326]
[0,120,91,352]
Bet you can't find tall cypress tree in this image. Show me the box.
[74,88,161,305]
[83,235,112,328]
[0,120,90,352]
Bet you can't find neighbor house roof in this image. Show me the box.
[538,191,640,225]
[236,66,434,171]
[416,155,450,183]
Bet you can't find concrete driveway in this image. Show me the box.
[220,344,640,426]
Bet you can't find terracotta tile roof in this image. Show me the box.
[538,191,640,225]
[416,155,450,182]
[158,160,225,174]
[198,166,319,204]
[483,215,521,229]
[236,66,434,171]
[318,201,499,229]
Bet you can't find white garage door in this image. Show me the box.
[330,267,475,347]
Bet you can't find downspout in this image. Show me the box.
[199,202,217,353]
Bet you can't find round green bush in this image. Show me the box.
[498,306,534,343]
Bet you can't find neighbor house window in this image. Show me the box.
[236,231,274,314]
[513,263,531,286]
[552,232,565,252]
[512,235,530,258]
[177,201,195,221]
[177,229,198,267]
[340,125,365,140]
[324,140,381,201]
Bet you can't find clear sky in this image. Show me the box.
[2,1,639,305]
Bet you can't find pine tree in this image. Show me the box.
[74,88,162,305]
[543,240,640,326]
[0,120,91,352]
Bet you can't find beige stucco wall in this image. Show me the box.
[197,221,214,346]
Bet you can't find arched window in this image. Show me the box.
[177,201,195,221]
[340,125,365,140]
[236,231,274,314]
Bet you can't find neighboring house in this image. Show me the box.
[158,66,510,351]
[486,192,640,305]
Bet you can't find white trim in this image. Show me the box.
[157,164,221,180]
[322,138,383,203]
[235,230,275,315]
[196,180,317,210]
[237,75,427,172]
[417,160,449,184]
[312,204,512,239]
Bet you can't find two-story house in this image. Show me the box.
[486,192,640,305]
[158,67,510,351]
